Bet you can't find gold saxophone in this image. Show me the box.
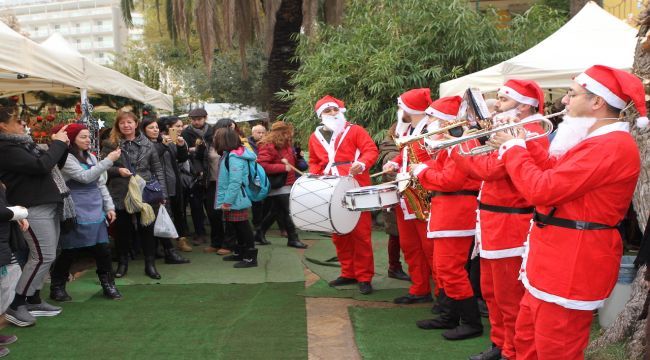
[394,139,431,221]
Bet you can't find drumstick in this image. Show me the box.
[370,169,390,178]
[281,158,305,176]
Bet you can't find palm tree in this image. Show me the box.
[120,0,345,119]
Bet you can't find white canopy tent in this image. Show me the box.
[0,22,173,111]
[439,2,637,97]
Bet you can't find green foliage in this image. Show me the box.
[539,0,570,13]
[278,0,567,143]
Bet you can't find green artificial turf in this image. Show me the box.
[349,306,492,360]
[9,282,307,359]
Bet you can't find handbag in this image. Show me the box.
[142,179,165,204]
[268,172,287,189]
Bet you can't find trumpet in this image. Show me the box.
[428,110,566,156]
[393,120,468,149]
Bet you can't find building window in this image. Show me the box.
[97,36,103,42]
[54,24,60,30]
[97,52,104,58]
[96,20,103,26]
[75,23,80,27]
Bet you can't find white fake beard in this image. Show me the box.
[321,112,347,134]
[548,115,597,158]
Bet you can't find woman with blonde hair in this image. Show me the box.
[101,111,167,279]
[255,121,307,249]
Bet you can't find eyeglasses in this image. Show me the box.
[565,90,591,99]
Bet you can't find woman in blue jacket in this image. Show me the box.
[214,128,257,268]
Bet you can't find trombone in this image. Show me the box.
[393,120,468,149]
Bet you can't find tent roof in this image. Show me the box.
[439,2,637,97]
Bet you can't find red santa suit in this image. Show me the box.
[499,65,644,360]
[385,88,436,298]
[451,79,550,360]
[308,121,379,282]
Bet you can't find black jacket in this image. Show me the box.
[153,141,189,199]
[181,124,214,187]
[0,134,67,207]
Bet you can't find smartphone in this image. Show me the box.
[169,128,180,143]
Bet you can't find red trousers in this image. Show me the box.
[433,236,474,300]
[332,212,374,282]
[395,206,434,296]
[481,257,525,360]
[515,291,593,360]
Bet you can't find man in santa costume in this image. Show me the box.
[451,79,550,360]
[308,95,379,295]
[491,65,644,359]
[382,88,438,305]
[410,96,483,341]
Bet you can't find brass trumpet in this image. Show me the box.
[428,110,566,156]
[393,120,468,149]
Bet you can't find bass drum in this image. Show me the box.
[290,175,361,235]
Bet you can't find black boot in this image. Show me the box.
[144,256,161,279]
[98,272,122,300]
[287,233,308,249]
[114,255,128,278]
[416,293,459,330]
[223,247,244,261]
[234,248,258,268]
[49,280,72,302]
[432,289,447,314]
[254,230,271,245]
[164,248,190,264]
[469,344,502,360]
[442,297,484,340]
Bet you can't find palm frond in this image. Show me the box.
[120,0,135,28]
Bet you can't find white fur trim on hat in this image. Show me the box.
[498,86,539,107]
[574,73,627,109]
[316,102,346,117]
[637,116,649,128]
[397,97,426,115]
[425,107,455,121]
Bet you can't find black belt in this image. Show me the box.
[430,190,479,198]
[478,202,534,214]
[533,210,617,230]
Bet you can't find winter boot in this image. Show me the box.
[144,256,161,279]
[234,248,258,268]
[164,248,191,264]
[49,280,72,302]
[442,297,484,340]
[114,255,129,278]
[98,272,122,300]
[416,293,460,330]
[254,230,271,245]
[287,232,308,249]
[223,247,244,261]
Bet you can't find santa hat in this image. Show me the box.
[314,95,346,117]
[397,88,432,115]
[426,96,462,121]
[574,65,648,128]
[51,123,87,143]
[498,79,545,114]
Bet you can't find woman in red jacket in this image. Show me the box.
[255,122,308,249]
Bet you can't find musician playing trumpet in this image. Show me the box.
[450,79,550,360]
[382,89,439,306]
[308,95,379,295]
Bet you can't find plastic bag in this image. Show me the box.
[154,206,178,238]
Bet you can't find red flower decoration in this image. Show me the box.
[46,114,55,121]
[143,111,149,115]
[9,96,19,102]
[36,116,43,122]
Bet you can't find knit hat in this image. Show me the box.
[51,123,87,143]
[574,65,648,128]
[426,96,463,121]
[397,88,432,115]
[498,79,545,114]
[314,95,346,117]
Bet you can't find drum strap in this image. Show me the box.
[399,121,428,173]
[314,124,358,176]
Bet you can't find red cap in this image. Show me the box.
[314,95,346,117]
[498,79,545,114]
[397,88,432,115]
[426,96,463,121]
[575,65,648,128]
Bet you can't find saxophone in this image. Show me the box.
[395,139,432,221]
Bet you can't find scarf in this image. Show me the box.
[0,133,76,223]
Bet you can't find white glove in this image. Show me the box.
[7,206,28,221]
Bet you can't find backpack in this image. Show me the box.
[224,153,269,202]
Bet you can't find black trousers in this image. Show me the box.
[170,195,189,237]
[114,209,156,259]
[229,220,255,250]
[259,194,294,237]
[205,181,227,248]
[51,243,113,283]
[188,185,207,236]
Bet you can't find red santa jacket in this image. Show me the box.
[387,124,434,219]
[257,143,297,186]
[451,120,550,259]
[414,147,480,238]
[308,123,378,187]
[501,122,640,310]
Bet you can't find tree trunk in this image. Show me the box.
[266,0,303,121]
[586,9,650,359]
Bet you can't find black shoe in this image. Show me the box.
[49,282,72,302]
[254,231,271,245]
[144,257,161,280]
[234,248,258,268]
[478,298,489,318]
[164,248,191,264]
[358,282,373,295]
[98,273,122,300]
[114,255,128,278]
[328,277,358,287]
[287,240,308,249]
[469,345,502,360]
[393,293,433,304]
[442,297,484,340]
[387,268,411,281]
[223,248,244,261]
